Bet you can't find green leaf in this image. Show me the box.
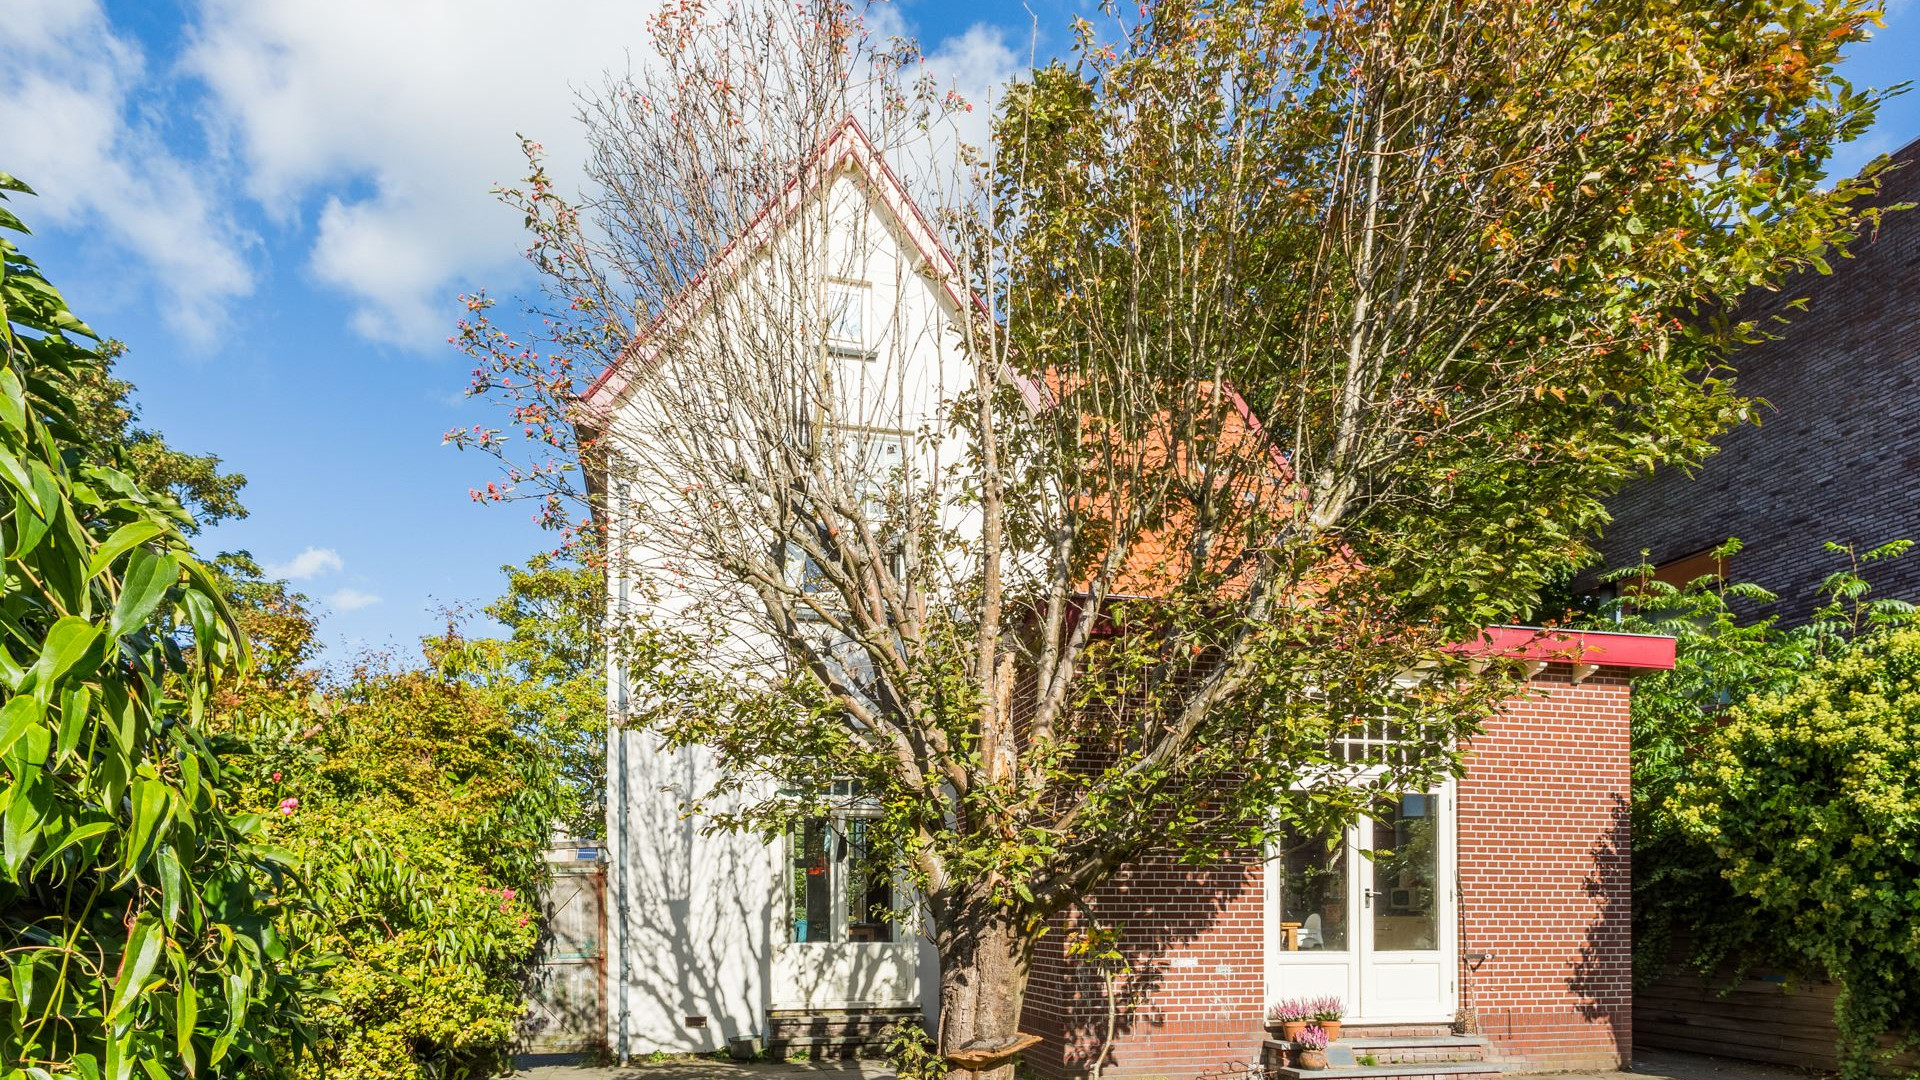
[3,774,50,878]
[0,696,41,759]
[0,368,24,432]
[86,521,166,580]
[209,973,246,1065]
[109,549,178,640]
[55,685,89,762]
[21,618,101,698]
[107,916,163,1022]
[37,819,114,865]
[175,979,198,1075]
[120,779,172,875]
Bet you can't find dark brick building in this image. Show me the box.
[1592,135,1920,622]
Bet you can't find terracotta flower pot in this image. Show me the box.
[1296,1049,1328,1070]
[1279,1021,1307,1042]
[1319,1020,1343,1042]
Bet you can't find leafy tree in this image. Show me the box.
[206,569,559,1080]
[452,0,1890,1060]
[1669,626,1920,1078]
[1582,540,1915,1078]
[1,175,305,1075]
[434,550,607,837]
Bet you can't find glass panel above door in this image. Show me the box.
[1370,794,1439,951]
[1277,825,1348,951]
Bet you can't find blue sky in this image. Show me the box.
[4,0,1916,660]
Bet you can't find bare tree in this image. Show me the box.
[453,0,1888,1066]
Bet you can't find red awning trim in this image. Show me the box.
[1455,625,1676,671]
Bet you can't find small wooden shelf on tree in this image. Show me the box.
[945,1033,1043,1072]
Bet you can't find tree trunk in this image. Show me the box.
[934,898,1034,1080]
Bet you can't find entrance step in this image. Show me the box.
[1264,1066,1501,1080]
[1344,1036,1491,1066]
[1263,1036,1495,1080]
[766,1008,921,1061]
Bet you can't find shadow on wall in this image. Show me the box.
[1024,853,1260,1077]
[613,734,776,1053]
[1569,793,1633,1061]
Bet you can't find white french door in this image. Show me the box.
[1265,788,1456,1022]
[769,810,920,1009]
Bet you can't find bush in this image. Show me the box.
[1669,629,1920,1078]
[213,601,558,1080]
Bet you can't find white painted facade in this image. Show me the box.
[596,127,970,1056]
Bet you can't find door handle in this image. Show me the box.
[1363,889,1376,909]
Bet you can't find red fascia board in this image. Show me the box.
[1455,625,1676,671]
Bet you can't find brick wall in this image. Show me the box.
[1457,668,1633,1071]
[1023,853,1268,1080]
[1022,665,1636,1078]
[1593,135,1920,623]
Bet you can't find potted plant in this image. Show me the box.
[1310,995,1345,1041]
[1266,998,1309,1042]
[1294,1026,1330,1070]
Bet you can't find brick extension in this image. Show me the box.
[1020,663,1639,1078]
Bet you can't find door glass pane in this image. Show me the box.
[1276,825,1348,951]
[1370,794,1439,951]
[788,818,833,943]
[842,817,894,942]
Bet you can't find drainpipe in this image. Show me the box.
[613,714,632,1062]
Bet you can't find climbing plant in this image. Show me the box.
[0,174,307,1075]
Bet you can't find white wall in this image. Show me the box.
[602,159,971,1054]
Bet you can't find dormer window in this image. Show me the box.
[826,281,869,355]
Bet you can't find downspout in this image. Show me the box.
[614,697,632,1061]
[610,475,633,1063]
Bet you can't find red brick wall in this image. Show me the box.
[1456,667,1633,1071]
[1023,854,1267,1080]
[1022,664,1636,1078]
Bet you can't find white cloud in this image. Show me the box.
[181,0,1025,347]
[183,0,674,345]
[0,0,255,342]
[268,546,344,580]
[326,588,383,612]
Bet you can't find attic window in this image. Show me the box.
[827,281,869,354]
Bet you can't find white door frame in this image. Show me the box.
[1263,782,1458,1023]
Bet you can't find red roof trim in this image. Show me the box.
[1455,625,1676,671]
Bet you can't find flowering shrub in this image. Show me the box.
[1266,998,1310,1023]
[1308,995,1345,1021]
[1296,1026,1331,1051]
[217,620,560,1080]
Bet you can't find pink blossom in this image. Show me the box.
[501,888,516,902]
[271,771,282,782]
[277,797,299,816]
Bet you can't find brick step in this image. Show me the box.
[1332,1024,1457,1039]
[768,1017,915,1038]
[766,1009,920,1062]
[1265,1064,1501,1080]
[1343,1036,1491,1066]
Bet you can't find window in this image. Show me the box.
[826,281,869,354]
[1368,794,1439,951]
[784,810,895,944]
[1275,824,1348,951]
